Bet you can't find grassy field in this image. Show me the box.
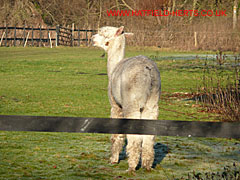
[0,47,239,179]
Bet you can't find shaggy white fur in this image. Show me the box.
[92,26,161,172]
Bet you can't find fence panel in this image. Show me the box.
[58,26,72,46]
[0,25,96,47]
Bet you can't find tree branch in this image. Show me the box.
[121,0,135,11]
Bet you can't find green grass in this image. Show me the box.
[0,47,239,179]
[0,47,217,120]
[0,47,109,117]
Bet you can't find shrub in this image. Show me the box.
[194,52,240,122]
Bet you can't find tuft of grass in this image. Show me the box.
[186,163,240,180]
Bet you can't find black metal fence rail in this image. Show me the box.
[0,115,239,139]
[0,25,96,47]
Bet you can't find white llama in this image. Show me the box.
[91,26,161,172]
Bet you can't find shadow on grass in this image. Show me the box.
[118,141,169,170]
[152,142,169,168]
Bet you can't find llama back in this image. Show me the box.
[111,55,161,114]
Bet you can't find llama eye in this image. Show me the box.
[105,42,109,46]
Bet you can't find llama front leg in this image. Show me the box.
[110,104,125,164]
[110,134,125,164]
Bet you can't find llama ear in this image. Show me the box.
[124,32,134,37]
[115,26,124,37]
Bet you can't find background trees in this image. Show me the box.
[0,0,239,50]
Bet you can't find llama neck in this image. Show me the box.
[107,37,125,77]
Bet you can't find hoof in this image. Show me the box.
[110,161,118,164]
[110,157,118,164]
[127,168,136,176]
[145,167,153,172]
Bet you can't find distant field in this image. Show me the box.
[0,47,239,179]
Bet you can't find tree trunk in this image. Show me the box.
[233,0,238,29]
[190,0,197,23]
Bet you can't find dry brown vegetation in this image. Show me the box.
[194,52,240,122]
[0,0,240,50]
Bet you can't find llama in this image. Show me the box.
[91,26,161,172]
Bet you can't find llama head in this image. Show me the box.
[91,26,133,51]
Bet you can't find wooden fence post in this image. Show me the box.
[49,33,52,48]
[85,31,88,46]
[90,30,93,45]
[24,32,30,47]
[0,32,5,46]
[14,25,16,46]
[39,24,42,47]
[56,25,59,47]
[31,26,34,47]
[23,24,26,47]
[194,32,198,48]
[71,23,74,47]
[78,28,80,46]
[5,25,8,47]
[47,26,49,45]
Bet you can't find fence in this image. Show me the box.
[0,115,239,139]
[0,25,96,47]
[1,25,240,51]
[126,30,240,51]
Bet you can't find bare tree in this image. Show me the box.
[233,0,239,29]
[190,0,198,23]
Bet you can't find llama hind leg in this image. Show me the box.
[126,134,142,172]
[141,135,155,170]
[124,109,142,172]
[141,104,159,170]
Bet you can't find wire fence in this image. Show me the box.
[127,29,240,51]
